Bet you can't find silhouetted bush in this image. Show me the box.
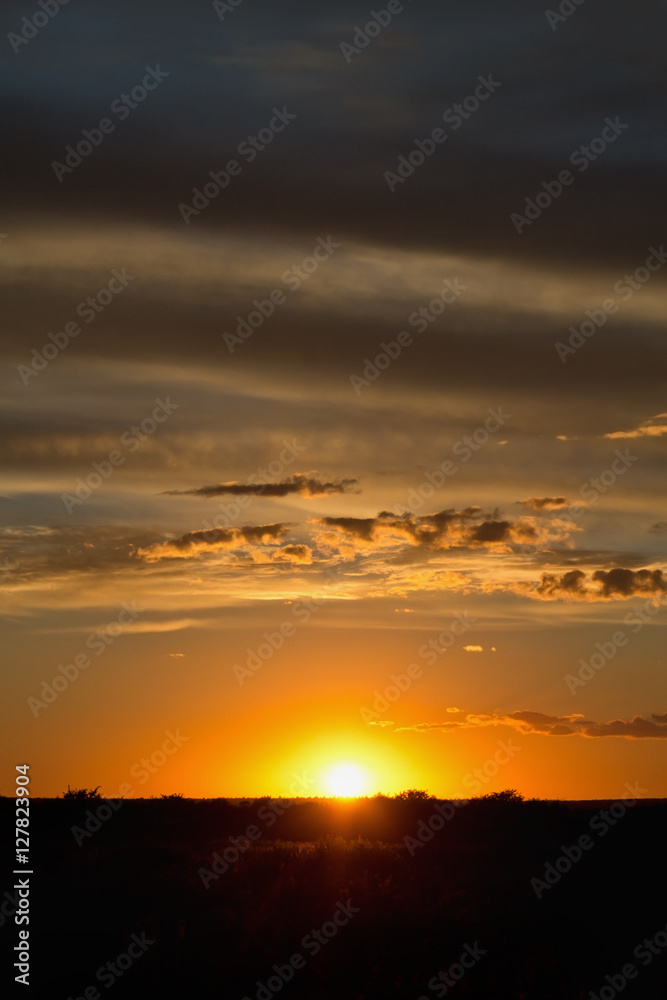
[63,784,102,800]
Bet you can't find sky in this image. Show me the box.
[2,0,667,800]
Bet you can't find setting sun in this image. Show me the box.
[324,763,369,797]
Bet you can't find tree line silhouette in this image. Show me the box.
[2,788,666,998]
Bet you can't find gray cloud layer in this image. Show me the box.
[161,475,359,498]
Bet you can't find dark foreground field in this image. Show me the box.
[3,791,667,999]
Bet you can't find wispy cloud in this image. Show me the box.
[604,413,667,440]
[161,474,359,498]
[517,497,572,511]
[396,710,667,739]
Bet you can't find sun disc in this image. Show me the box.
[326,763,366,797]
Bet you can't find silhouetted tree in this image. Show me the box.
[63,785,101,800]
[481,788,524,804]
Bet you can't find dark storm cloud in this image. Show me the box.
[161,475,359,498]
[523,567,667,601]
[4,280,666,413]
[469,520,512,544]
[318,507,574,551]
[320,516,378,542]
[592,567,667,599]
[532,569,589,600]
[1,0,666,273]
[0,524,157,579]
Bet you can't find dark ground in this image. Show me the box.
[2,790,667,999]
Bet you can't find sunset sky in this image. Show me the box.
[2,0,666,800]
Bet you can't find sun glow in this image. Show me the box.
[276,726,414,799]
[324,763,369,798]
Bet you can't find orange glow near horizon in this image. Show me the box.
[7,627,667,802]
[271,722,420,800]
